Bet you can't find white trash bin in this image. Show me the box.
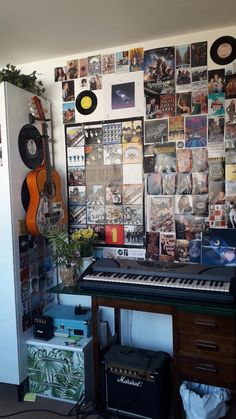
[180,381,231,419]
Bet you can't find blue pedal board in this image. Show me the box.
[45,305,92,337]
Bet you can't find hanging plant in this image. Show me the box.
[0,63,46,98]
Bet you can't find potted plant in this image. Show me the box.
[0,63,46,97]
[47,228,81,287]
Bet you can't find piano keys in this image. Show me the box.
[79,258,236,303]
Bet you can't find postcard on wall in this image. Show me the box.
[146,195,175,232]
[191,42,207,68]
[185,115,207,148]
[146,232,160,260]
[116,51,130,73]
[225,98,236,124]
[191,66,208,90]
[174,239,189,263]
[123,184,143,205]
[225,74,236,99]
[208,117,225,144]
[68,166,86,186]
[176,173,192,195]
[208,93,225,116]
[121,119,143,143]
[87,185,105,206]
[63,102,75,124]
[67,147,85,166]
[102,122,122,144]
[66,59,79,80]
[154,142,176,173]
[162,173,176,195]
[145,119,168,144]
[144,47,175,96]
[146,173,162,195]
[123,143,142,164]
[159,232,175,262]
[84,124,103,145]
[208,69,225,94]
[69,186,86,206]
[106,185,123,205]
[102,53,115,74]
[103,72,145,119]
[176,92,191,115]
[176,44,191,93]
[169,116,184,142]
[104,144,122,165]
[88,55,102,76]
[129,48,144,72]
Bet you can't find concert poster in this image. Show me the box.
[176,149,192,172]
[185,115,207,148]
[225,124,236,148]
[192,148,208,171]
[208,93,225,116]
[226,205,236,228]
[159,94,175,117]
[225,74,236,99]
[169,116,184,142]
[86,185,105,206]
[189,239,201,263]
[69,186,86,206]
[176,54,191,93]
[175,214,194,240]
[162,173,176,195]
[225,98,236,124]
[85,145,104,166]
[69,206,86,224]
[123,143,142,164]
[66,59,79,80]
[192,195,209,216]
[67,147,85,166]
[209,204,227,228]
[129,48,144,72]
[123,184,143,205]
[176,173,192,195]
[87,205,106,224]
[68,167,86,186]
[124,225,144,246]
[154,142,176,173]
[192,172,208,195]
[176,92,191,115]
[144,47,175,96]
[103,144,122,165]
[174,239,189,262]
[124,205,143,225]
[146,173,162,195]
[176,44,190,67]
[106,185,123,205]
[84,124,103,145]
[146,232,160,260]
[191,41,207,68]
[62,102,75,124]
[146,95,160,119]
[102,53,115,74]
[159,232,175,262]
[145,119,168,143]
[191,67,208,90]
[208,157,225,181]
[191,88,208,114]
[208,180,225,204]
[102,122,122,144]
[88,55,102,76]
[66,125,85,147]
[175,194,193,214]
[208,117,225,144]
[208,69,225,94]
[146,195,175,232]
[116,51,130,73]
[80,58,88,77]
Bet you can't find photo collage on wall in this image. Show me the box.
[66,118,144,248]
[58,37,236,265]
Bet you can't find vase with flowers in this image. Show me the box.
[71,227,97,274]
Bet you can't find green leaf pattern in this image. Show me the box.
[28,345,85,401]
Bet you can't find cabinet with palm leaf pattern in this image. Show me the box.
[27,336,93,402]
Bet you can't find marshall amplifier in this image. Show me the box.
[103,344,171,419]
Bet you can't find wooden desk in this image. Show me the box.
[49,285,236,417]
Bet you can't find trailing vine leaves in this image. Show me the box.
[0,63,46,98]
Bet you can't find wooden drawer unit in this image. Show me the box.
[177,310,236,387]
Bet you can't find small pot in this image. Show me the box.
[60,265,77,287]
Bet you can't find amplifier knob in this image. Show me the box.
[124,369,127,374]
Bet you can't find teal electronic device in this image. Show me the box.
[45,305,92,337]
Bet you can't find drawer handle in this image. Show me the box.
[196,341,218,352]
[40,356,68,364]
[193,320,217,329]
[195,363,217,374]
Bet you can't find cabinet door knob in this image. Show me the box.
[196,340,218,352]
[195,363,217,374]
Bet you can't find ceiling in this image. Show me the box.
[0,0,235,67]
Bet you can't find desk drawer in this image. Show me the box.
[179,355,236,387]
[178,312,235,337]
[179,332,236,359]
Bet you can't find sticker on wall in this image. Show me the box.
[75,90,97,115]
[210,36,236,66]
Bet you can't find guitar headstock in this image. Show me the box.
[30,96,48,122]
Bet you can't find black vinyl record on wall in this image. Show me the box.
[18,124,43,169]
[76,90,97,115]
[210,36,236,65]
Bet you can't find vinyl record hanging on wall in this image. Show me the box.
[18,124,43,169]
[210,36,236,65]
[75,90,98,115]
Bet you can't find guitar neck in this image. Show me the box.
[42,122,53,196]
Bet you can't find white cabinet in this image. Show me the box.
[27,336,93,402]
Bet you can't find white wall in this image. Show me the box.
[20,24,236,355]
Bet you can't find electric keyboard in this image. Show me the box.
[79,258,236,303]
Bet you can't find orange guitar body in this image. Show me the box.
[25,95,68,236]
[26,166,68,236]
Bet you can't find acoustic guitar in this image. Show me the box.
[25,96,67,236]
